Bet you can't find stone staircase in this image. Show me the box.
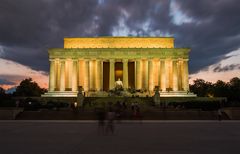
[15,108,230,120]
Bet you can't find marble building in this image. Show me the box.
[42,37,196,97]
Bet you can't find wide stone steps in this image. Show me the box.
[15,109,230,120]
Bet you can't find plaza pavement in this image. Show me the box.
[0,120,240,154]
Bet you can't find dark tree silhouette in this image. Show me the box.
[212,80,229,97]
[14,78,47,97]
[229,77,240,101]
[190,77,240,102]
[0,87,10,102]
[190,79,213,97]
[0,87,5,96]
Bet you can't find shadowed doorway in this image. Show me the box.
[128,62,135,89]
[103,62,109,91]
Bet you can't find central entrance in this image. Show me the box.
[102,61,135,91]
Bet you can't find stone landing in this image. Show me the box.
[160,91,196,97]
[42,91,78,97]
[42,91,196,98]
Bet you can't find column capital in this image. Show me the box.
[122,59,128,63]
[96,58,103,62]
[72,58,78,62]
[59,58,66,62]
[84,58,90,61]
[178,58,189,62]
[49,58,56,62]
[100,59,107,62]
[109,59,115,63]
[134,59,142,62]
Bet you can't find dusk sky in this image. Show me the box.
[0,0,240,90]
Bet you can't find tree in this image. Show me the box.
[14,78,46,97]
[190,79,213,97]
[0,87,5,96]
[0,87,9,102]
[212,80,229,97]
[229,77,240,101]
[0,87,5,95]
[190,77,240,101]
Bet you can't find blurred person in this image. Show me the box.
[106,108,115,134]
[96,107,106,134]
[218,108,223,121]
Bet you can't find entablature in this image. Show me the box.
[49,48,190,59]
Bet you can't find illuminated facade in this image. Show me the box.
[42,37,196,97]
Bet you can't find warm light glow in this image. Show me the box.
[208,93,214,98]
[64,37,174,48]
[115,70,123,79]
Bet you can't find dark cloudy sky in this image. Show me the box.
[0,0,240,89]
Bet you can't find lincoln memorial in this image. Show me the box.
[42,37,196,97]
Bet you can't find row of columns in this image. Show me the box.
[134,59,189,91]
[49,58,189,92]
[49,59,103,92]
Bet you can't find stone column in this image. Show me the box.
[56,59,61,91]
[123,59,129,90]
[95,59,101,91]
[143,59,148,90]
[109,59,115,90]
[89,60,95,90]
[182,60,189,91]
[134,61,137,88]
[172,60,178,91]
[72,59,78,91]
[160,60,166,91]
[78,59,84,88]
[165,60,170,90]
[49,59,56,92]
[89,60,92,90]
[177,61,182,91]
[136,59,142,90]
[158,60,161,88]
[84,60,89,91]
[169,60,173,90]
[59,59,65,91]
[68,59,72,91]
[148,59,154,91]
[100,60,103,91]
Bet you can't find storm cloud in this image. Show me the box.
[0,78,15,85]
[0,0,240,75]
[213,64,240,72]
